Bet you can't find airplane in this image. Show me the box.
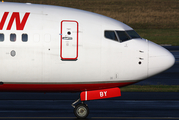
[0,2,175,119]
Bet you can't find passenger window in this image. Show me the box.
[22,34,28,42]
[105,31,118,41]
[116,31,130,42]
[0,33,4,42]
[10,34,16,42]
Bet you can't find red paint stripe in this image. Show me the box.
[0,82,134,92]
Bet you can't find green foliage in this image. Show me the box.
[136,29,179,46]
[121,85,179,92]
[4,0,179,29]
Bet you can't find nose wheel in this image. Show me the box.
[74,103,89,119]
[72,99,89,119]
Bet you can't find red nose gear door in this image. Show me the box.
[80,87,121,101]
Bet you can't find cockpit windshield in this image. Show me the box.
[126,30,141,39]
[104,30,141,42]
[116,31,130,42]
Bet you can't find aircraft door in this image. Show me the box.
[60,20,79,60]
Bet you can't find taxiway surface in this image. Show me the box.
[0,92,179,120]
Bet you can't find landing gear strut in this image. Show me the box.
[71,88,121,118]
[72,99,89,119]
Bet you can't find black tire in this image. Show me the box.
[74,103,89,119]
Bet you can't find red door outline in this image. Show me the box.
[60,20,79,60]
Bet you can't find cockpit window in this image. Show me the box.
[104,30,141,42]
[116,31,130,42]
[104,31,118,41]
[126,30,141,39]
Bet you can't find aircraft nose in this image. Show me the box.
[148,41,175,77]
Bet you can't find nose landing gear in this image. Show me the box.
[72,99,89,119]
[71,88,121,118]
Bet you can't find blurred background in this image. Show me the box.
[3,0,179,45]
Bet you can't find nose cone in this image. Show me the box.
[148,41,175,77]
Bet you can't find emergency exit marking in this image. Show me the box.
[100,91,107,97]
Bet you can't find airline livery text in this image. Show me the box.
[0,12,30,30]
